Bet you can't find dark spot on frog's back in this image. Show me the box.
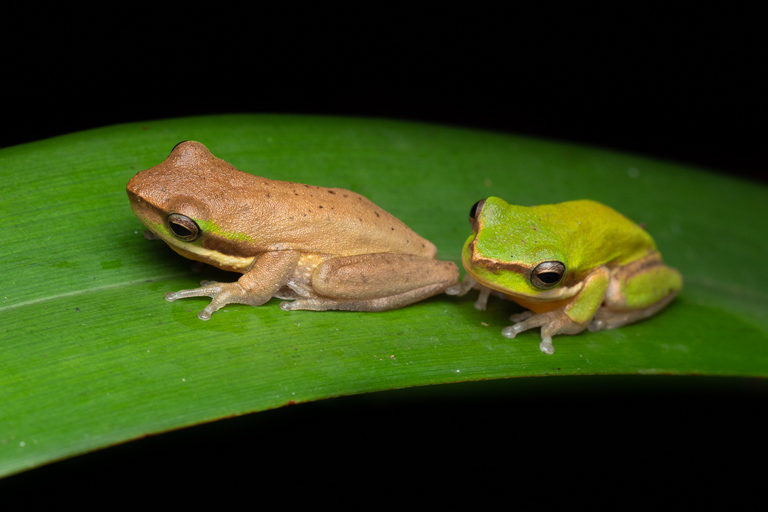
[328,190,336,194]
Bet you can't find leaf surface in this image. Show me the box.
[2,114,766,476]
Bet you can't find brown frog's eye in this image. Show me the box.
[167,213,200,241]
[469,199,486,227]
[531,261,566,289]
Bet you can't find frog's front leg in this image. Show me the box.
[165,250,301,320]
[281,253,459,312]
[588,253,683,332]
[503,266,610,354]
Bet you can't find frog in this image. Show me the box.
[446,197,682,354]
[126,141,459,320]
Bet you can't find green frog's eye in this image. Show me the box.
[531,261,566,289]
[167,213,200,241]
[469,199,486,226]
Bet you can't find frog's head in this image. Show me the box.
[126,141,257,272]
[461,197,580,301]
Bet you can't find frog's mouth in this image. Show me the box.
[470,268,585,303]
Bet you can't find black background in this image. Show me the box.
[3,7,764,504]
[2,9,764,182]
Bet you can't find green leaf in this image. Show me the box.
[2,114,766,477]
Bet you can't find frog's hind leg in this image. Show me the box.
[280,282,454,312]
[589,254,683,332]
[589,293,678,331]
[280,253,459,312]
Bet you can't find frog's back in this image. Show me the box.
[492,199,657,271]
[237,177,438,258]
[535,199,657,267]
[130,142,437,258]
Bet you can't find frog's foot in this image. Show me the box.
[501,310,542,339]
[163,251,300,320]
[501,311,555,354]
[502,319,554,354]
[501,310,586,355]
[165,280,270,321]
[502,323,556,353]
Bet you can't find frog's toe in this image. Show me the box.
[539,336,555,355]
[502,310,541,338]
[165,291,183,302]
[164,283,218,302]
[501,324,524,338]
[447,274,478,297]
[445,284,461,295]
